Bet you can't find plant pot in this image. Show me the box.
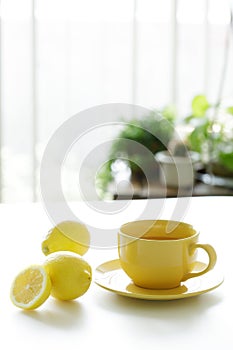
[155,151,199,188]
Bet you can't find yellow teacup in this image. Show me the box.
[118,220,217,289]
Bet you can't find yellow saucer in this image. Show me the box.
[94,259,224,300]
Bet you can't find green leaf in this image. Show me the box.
[187,122,209,153]
[218,152,233,171]
[226,106,233,115]
[162,105,176,122]
[184,114,196,123]
[191,95,210,117]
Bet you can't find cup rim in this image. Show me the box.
[119,219,199,242]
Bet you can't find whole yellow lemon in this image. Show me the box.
[42,220,90,256]
[44,252,92,300]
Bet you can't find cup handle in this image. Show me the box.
[183,243,217,281]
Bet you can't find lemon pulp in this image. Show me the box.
[10,265,52,310]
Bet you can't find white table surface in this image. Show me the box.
[0,196,232,350]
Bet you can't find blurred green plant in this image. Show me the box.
[96,107,176,197]
[186,7,233,177]
[185,94,233,176]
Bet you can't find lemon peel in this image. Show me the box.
[42,221,90,256]
[10,265,52,310]
[44,251,92,301]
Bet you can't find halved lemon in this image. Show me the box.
[10,265,52,310]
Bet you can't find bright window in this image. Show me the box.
[0,0,232,201]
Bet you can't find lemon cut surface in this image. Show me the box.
[10,265,52,310]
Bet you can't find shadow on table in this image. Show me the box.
[14,299,86,329]
[95,290,223,327]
